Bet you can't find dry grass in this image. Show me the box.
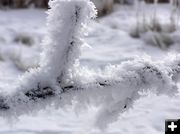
[130,17,176,49]
[14,34,34,46]
[0,53,4,61]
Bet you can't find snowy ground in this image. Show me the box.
[0,4,180,134]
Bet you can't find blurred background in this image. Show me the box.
[0,0,170,16]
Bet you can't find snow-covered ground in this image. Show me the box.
[0,4,180,134]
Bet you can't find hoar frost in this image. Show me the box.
[0,0,179,129]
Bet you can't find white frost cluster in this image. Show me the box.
[16,0,96,93]
[63,56,179,128]
[0,0,179,129]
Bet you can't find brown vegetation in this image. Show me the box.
[0,0,49,8]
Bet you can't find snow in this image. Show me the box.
[0,2,180,134]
